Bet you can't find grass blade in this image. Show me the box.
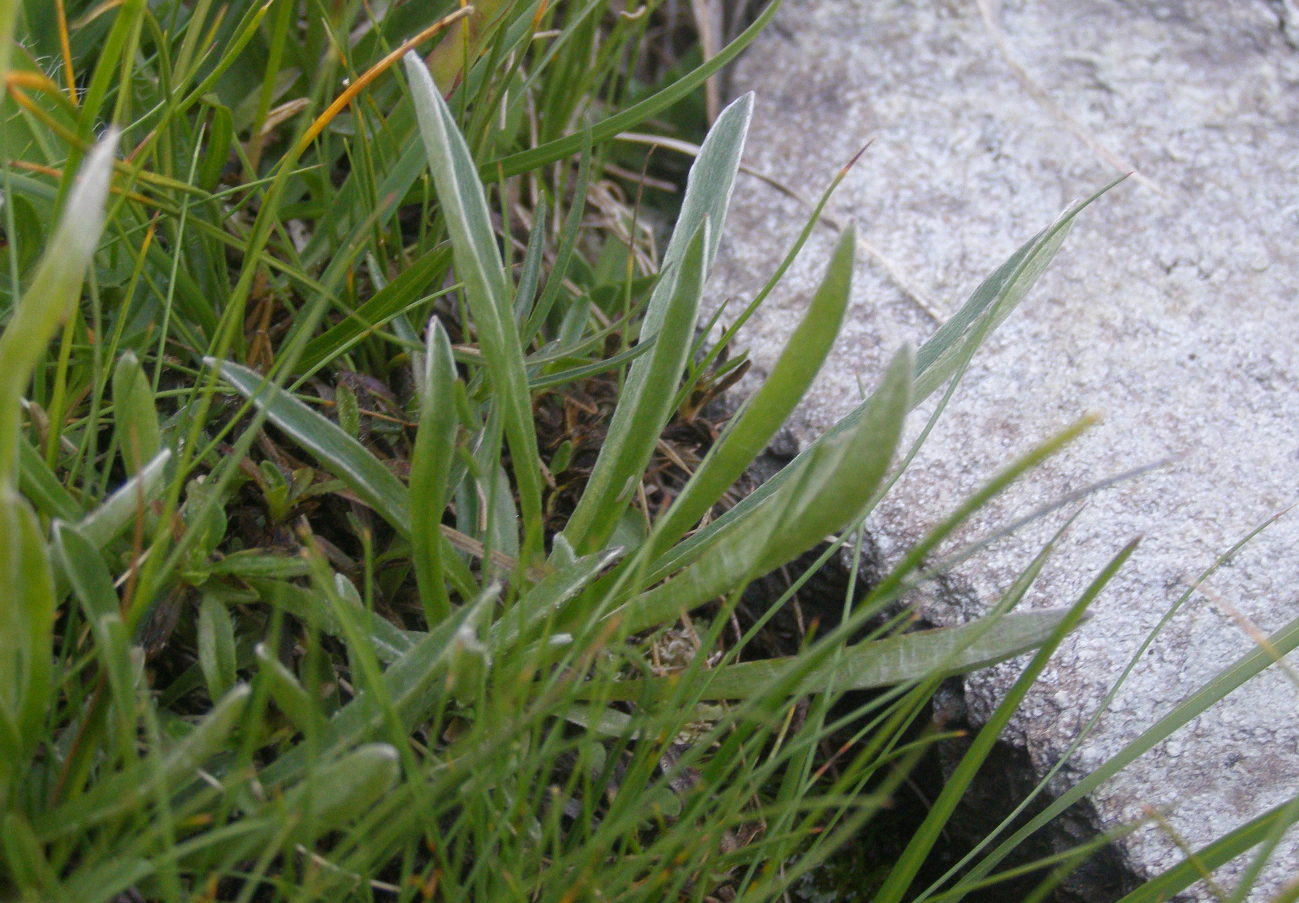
[269,743,400,831]
[411,318,459,623]
[258,589,494,787]
[1114,798,1299,903]
[913,179,1122,403]
[656,92,753,292]
[875,540,1138,903]
[482,2,780,179]
[33,684,252,841]
[563,93,753,553]
[197,596,238,703]
[491,545,623,650]
[0,0,16,79]
[963,611,1299,893]
[111,350,162,475]
[74,449,171,551]
[247,579,415,665]
[0,501,57,803]
[658,186,1117,577]
[18,435,82,521]
[523,133,591,346]
[1,813,67,903]
[562,223,710,553]
[590,608,1076,701]
[614,346,910,633]
[645,223,855,560]
[914,512,1286,902]
[514,199,547,322]
[212,359,410,534]
[254,642,327,736]
[295,245,451,377]
[0,134,118,770]
[51,523,137,751]
[404,50,544,562]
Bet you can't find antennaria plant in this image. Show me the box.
[2,2,1294,901]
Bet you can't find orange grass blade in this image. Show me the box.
[293,6,474,156]
[55,0,77,101]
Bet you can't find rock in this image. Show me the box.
[707,1,1299,898]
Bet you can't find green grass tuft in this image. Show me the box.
[1,2,1293,901]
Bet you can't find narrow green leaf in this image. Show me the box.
[254,642,326,735]
[481,3,780,180]
[258,590,494,787]
[0,0,17,78]
[523,132,591,346]
[206,552,310,580]
[111,350,163,475]
[1114,798,1299,903]
[1,813,68,903]
[590,609,1076,701]
[318,569,402,712]
[1227,779,1299,903]
[271,743,400,830]
[411,318,459,623]
[61,858,152,903]
[404,50,543,561]
[212,359,410,534]
[0,500,57,797]
[247,579,416,665]
[51,523,137,748]
[562,704,638,739]
[874,541,1137,903]
[148,681,251,793]
[75,448,171,551]
[913,182,1120,402]
[697,141,866,391]
[657,185,1118,578]
[563,223,710,554]
[514,200,547,321]
[527,338,654,391]
[483,461,522,573]
[0,710,17,807]
[51,522,121,624]
[198,596,238,702]
[335,380,361,439]
[296,245,451,377]
[615,346,911,634]
[966,612,1299,891]
[0,129,118,490]
[179,472,230,567]
[915,514,1273,903]
[491,545,623,650]
[33,684,252,840]
[197,100,235,192]
[1,135,118,762]
[18,435,82,521]
[560,92,752,553]
[645,224,855,559]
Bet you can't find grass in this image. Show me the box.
[2,2,1297,901]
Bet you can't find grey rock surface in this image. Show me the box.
[708,1,1299,898]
